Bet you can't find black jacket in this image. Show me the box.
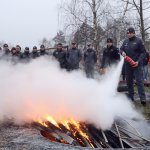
[15,52,23,59]
[11,52,23,64]
[143,51,149,66]
[120,36,146,65]
[66,48,82,69]
[101,45,120,68]
[31,51,39,58]
[22,52,30,59]
[3,48,10,55]
[53,49,67,68]
[39,50,48,56]
[84,49,97,65]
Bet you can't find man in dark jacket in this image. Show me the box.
[15,45,23,59]
[22,47,31,63]
[31,46,39,59]
[66,42,82,71]
[120,27,146,105]
[3,44,10,55]
[11,47,20,65]
[23,47,30,57]
[39,45,48,56]
[84,44,97,78]
[53,43,67,69]
[2,44,11,60]
[101,38,120,73]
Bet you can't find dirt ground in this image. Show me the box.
[0,123,86,150]
[0,122,149,150]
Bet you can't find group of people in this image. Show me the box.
[53,42,82,71]
[53,27,150,105]
[0,27,149,105]
[101,27,150,105]
[0,44,48,62]
[0,42,97,78]
[53,42,97,78]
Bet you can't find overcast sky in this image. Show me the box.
[0,0,61,48]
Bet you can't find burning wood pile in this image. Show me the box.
[32,116,150,149]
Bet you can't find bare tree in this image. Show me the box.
[105,18,131,46]
[39,38,51,48]
[53,30,66,46]
[74,22,104,50]
[61,0,110,52]
[91,0,132,47]
[121,0,150,43]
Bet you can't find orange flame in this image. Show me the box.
[35,115,94,148]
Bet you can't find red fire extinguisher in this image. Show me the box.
[124,56,137,67]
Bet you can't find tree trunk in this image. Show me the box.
[139,0,145,43]
[92,0,98,52]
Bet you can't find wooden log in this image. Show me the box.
[115,123,124,149]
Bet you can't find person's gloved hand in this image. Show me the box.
[132,61,139,67]
[121,52,126,57]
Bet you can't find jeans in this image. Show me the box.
[143,65,148,81]
[126,64,146,101]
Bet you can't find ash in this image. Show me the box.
[0,122,88,150]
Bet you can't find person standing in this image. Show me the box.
[143,51,149,82]
[120,27,146,105]
[53,43,67,69]
[39,45,48,56]
[15,45,23,59]
[84,44,97,78]
[3,44,10,55]
[66,42,82,71]
[31,46,39,59]
[100,38,120,74]
[22,47,31,63]
[1,44,11,61]
[10,47,20,65]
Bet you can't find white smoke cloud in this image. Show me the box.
[0,56,141,130]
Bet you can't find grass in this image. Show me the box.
[134,85,150,94]
[134,85,150,120]
[134,102,150,120]
[145,86,150,93]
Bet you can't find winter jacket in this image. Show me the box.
[101,45,120,68]
[53,49,67,68]
[120,36,146,66]
[84,48,97,65]
[66,48,82,69]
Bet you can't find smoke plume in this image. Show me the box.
[0,56,142,130]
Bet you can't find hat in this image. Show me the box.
[57,43,62,46]
[33,46,37,49]
[25,47,29,50]
[107,38,113,43]
[11,47,16,51]
[127,27,135,34]
[72,42,76,45]
[3,44,8,48]
[40,45,45,48]
[87,43,91,47]
[16,45,21,49]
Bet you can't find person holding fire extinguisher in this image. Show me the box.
[120,27,146,105]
